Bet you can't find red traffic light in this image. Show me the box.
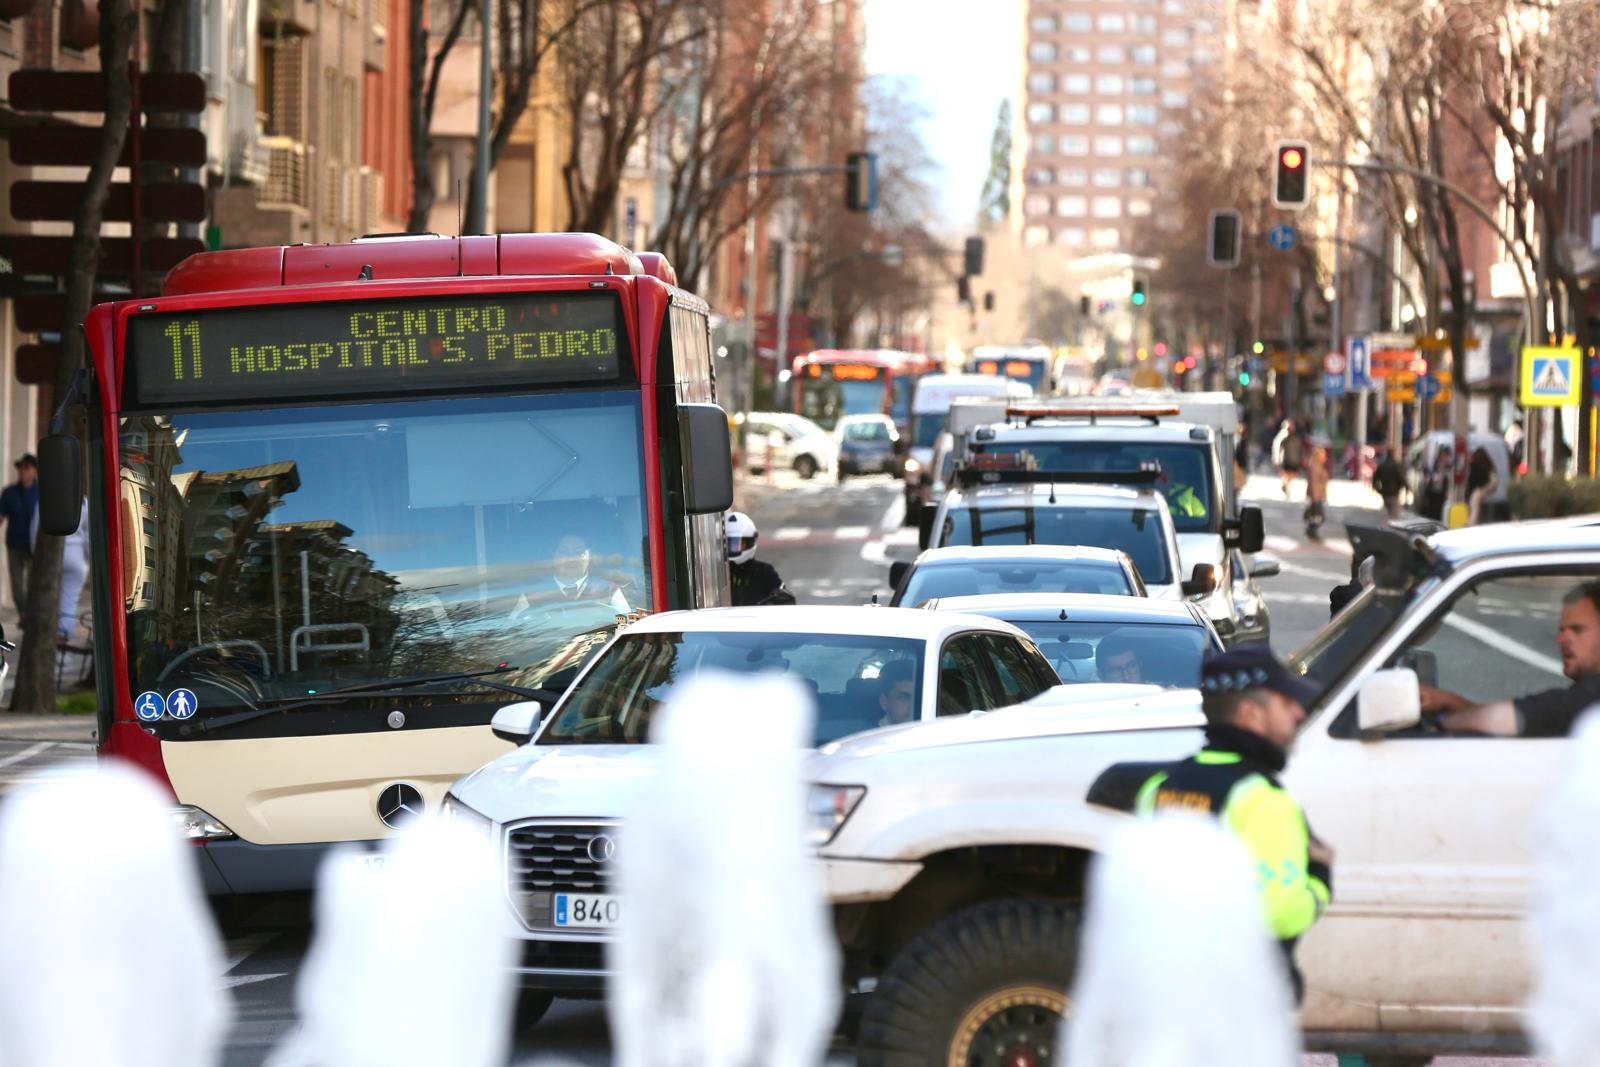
[1273,140,1311,209]
[1280,147,1304,171]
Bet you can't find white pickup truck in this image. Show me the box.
[818,520,1599,1067]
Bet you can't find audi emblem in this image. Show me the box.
[586,833,617,864]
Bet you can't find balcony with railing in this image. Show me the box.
[262,137,310,206]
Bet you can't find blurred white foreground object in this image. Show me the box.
[1063,815,1298,1067]
[1527,710,1600,1067]
[609,671,839,1067]
[270,815,515,1067]
[0,762,229,1067]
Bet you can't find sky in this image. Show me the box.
[864,0,1022,229]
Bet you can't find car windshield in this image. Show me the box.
[843,419,892,442]
[975,440,1216,532]
[1009,620,1208,688]
[120,390,651,722]
[940,504,1173,585]
[540,630,926,746]
[898,560,1135,605]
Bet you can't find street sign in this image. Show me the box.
[1416,374,1441,401]
[1520,346,1581,407]
[1267,224,1297,251]
[1323,349,1347,397]
[1347,335,1373,390]
[1323,370,1346,397]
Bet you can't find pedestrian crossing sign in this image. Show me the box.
[1520,346,1581,407]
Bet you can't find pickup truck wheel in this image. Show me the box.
[858,899,1077,1067]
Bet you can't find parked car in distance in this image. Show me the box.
[835,413,901,477]
[888,545,1145,607]
[740,411,838,480]
[919,592,1223,688]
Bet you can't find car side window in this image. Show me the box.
[981,634,1051,704]
[937,635,1001,716]
[1331,569,1584,739]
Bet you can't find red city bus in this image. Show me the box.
[790,348,936,434]
[39,233,732,894]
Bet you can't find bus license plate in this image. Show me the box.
[554,893,621,929]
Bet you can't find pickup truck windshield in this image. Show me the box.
[541,630,925,746]
[975,440,1216,532]
[941,505,1173,586]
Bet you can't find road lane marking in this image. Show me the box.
[771,527,810,541]
[1264,535,1299,554]
[834,526,871,540]
[0,742,53,769]
[1442,613,1564,678]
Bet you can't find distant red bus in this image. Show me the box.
[790,349,937,434]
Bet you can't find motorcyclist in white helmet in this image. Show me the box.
[726,511,794,606]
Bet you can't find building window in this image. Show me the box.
[1162,0,1183,11]
[1025,193,1053,216]
[1162,27,1191,45]
[1162,89,1188,108]
[1059,167,1088,186]
[1096,74,1124,94]
[1030,42,1057,62]
[1126,168,1152,187]
[1093,135,1123,156]
[1030,14,1058,31]
[1097,104,1123,125]
[1057,195,1087,217]
[1092,227,1121,248]
[1063,73,1092,92]
[1129,76,1157,95]
[1127,105,1159,125]
[1033,133,1057,154]
[1133,13,1159,32]
[1130,44,1158,64]
[1062,134,1089,155]
[1061,103,1090,124]
[1128,199,1153,217]
[1028,102,1057,124]
[1063,45,1092,62]
[1193,47,1217,66]
[1126,136,1157,156]
[1028,72,1057,93]
[1097,45,1126,62]
[1092,196,1122,218]
[1159,119,1185,136]
[1064,12,1092,30]
[1057,227,1086,246]
[1098,13,1126,31]
[1025,225,1050,247]
[1162,60,1189,77]
[1093,167,1121,187]
[1026,166,1056,185]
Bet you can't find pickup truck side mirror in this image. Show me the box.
[1182,563,1217,598]
[491,700,544,744]
[1356,668,1421,734]
[1248,554,1281,579]
[888,561,911,591]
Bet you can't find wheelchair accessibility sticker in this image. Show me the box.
[134,691,166,722]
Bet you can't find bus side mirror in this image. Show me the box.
[1226,506,1264,553]
[680,403,734,515]
[37,434,82,536]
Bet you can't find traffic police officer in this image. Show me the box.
[1135,643,1334,1000]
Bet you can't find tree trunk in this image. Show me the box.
[11,0,137,712]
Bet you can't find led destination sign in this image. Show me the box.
[127,291,628,406]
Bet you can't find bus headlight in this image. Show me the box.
[805,784,865,847]
[440,792,495,844]
[169,805,234,841]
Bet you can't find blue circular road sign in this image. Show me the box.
[1268,224,1297,251]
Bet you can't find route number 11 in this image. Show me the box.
[164,320,203,380]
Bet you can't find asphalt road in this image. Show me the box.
[0,468,1544,1066]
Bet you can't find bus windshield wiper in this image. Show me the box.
[180,666,545,737]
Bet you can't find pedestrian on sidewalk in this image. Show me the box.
[1303,442,1329,539]
[1467,447,1499,525]
[51,498,89,645]
[1419,447,1451,521]
[1372,447,1405,521]
[0,454,38,617]
[1271,418,1306,499]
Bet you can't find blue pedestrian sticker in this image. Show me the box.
[166,688,199,720]
[135,691,167,722]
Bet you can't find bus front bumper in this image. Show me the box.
[194,838,361,895]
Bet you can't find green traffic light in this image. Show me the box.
[1131,291,1146,306]
[1251,341,1265,354]
[1238,371,1251,386]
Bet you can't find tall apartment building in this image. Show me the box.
[1016,0,1220,253]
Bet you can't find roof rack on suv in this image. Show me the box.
[1002,404,1180,426]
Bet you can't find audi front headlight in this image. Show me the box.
[168,805,234,841]
[805,784,865,847]
[439,792,495,844]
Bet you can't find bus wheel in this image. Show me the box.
[795,455,818,480]
[857,899,1078,1067]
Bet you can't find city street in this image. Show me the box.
[0,471,1543,1066]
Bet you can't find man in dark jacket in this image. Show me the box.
[1372,448,1404,519]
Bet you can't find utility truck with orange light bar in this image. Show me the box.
[920,397,1272,646]
[36,232,734,895]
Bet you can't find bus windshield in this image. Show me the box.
[798,366,886,430]
[120,389,651,720]
[970,357,1048,394]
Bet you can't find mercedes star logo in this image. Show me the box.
[377,783,425,830]
[586,833,617,864]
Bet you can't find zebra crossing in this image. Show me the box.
[0,740,95,793]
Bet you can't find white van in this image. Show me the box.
[907,373,1034,469]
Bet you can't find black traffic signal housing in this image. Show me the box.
[1079,295,1091,316]
[1207,209,1241,267]
[1273,141,1311,209]
[845,151,878,213]
[957,275,972,305]
[964,236,985,277]
[1131,279,1147,307]
[983,291,995,312]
